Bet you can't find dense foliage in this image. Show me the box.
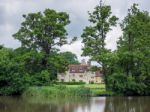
[0,9,79,95]
[81,2,150,95]
[13,9,70,69]
[107,4,150,95]
[81,1,118,85]
[0,2,149,96]
[0,48,78,95]
[0,48,29,95]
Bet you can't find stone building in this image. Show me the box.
[57,60,104,84]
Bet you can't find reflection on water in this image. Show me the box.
[0,96,149,112]
[105,97,150,112]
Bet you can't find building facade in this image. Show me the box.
[57,61,104,84]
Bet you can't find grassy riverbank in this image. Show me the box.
[23,84,112,98]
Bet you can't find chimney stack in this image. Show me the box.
[81,59,86,65]
[87,60,91,67]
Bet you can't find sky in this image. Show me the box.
[0,0,150,61]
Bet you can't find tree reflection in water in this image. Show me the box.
[0,96,149,112]
[104,97,150,112]
[0,96,92,112]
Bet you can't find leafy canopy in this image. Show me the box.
[13,9,70,54]
[107,4,150,95]
[81,2,118,65]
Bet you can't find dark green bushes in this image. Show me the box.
[55,82,86,85]
[0,46,80,95]
[106,4,150,96]
[0,48,29,95]
[107,73,148,95]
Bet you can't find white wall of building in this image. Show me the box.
[57,71,103,84]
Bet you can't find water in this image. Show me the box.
[0,96,149,112]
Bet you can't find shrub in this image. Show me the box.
[32,70,51,86]
[0,48,29,95]
[55,82,86,85]
[107,73,148,95]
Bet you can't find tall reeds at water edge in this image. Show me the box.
[23,85,92,98]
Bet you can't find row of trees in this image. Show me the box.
[0,9,79,95]
[81,1,150,95]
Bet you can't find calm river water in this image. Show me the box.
[0,96,149,112]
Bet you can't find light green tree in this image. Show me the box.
[81,0,118,84]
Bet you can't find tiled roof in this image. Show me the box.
[68,64,103,77]
[69,64,89,73]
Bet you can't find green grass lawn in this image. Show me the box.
[84,84,105,89]
[61,84,111,96]
[65,84,105,89]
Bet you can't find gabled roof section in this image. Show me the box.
[69,64,89,73]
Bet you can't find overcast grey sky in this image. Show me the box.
[0,0,149,61]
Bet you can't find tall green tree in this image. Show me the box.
[108,4,150,95]
[13,9,70,68]
[81,0,118,83]
[118,4,150,77]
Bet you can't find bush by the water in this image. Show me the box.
[106,4,150,96]
[55,82,86,85]
[107,73,149,96]
[0,48,29,95]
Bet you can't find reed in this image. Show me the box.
[23,85,92,98]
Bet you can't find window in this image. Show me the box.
[71,69,75,72]
[80,75,83,77]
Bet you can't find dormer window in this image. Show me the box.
[69,65,88,73]
[71,69,75,72]
[79,67,84,72]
